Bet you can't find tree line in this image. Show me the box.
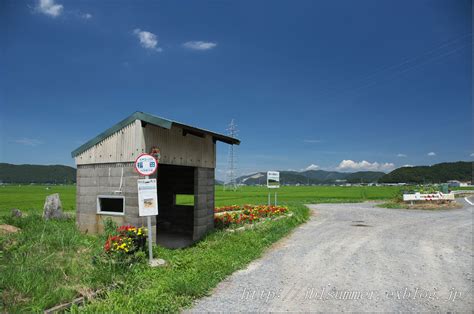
[0,163,76,184]
[379,161,473,184]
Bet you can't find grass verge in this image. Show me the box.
[377,200,462,210]
[0,214,137,312]
[1,203,309,312]
[74,203,309,312]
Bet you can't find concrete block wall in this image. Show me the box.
[193,167,215,241]
[76,163,156,241]
[76,162,215,245]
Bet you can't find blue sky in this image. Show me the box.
[0,0,472,180]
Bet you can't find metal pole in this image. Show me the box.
[147,216,153,262]
[145,175,153,262]
[275,192,277,206]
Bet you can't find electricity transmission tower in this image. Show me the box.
[224,119,238,191]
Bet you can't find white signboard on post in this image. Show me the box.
[134,153,161,266]
[267,171,280,189]
[138,179,158,216]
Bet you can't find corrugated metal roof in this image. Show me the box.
[71,111,240,157]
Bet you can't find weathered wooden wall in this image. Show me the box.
[75,120,142,165]
[141,124,216,168]
[75,120,216,168]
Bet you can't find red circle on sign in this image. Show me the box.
[134,153,158,176]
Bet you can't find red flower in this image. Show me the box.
[104,235,122,252]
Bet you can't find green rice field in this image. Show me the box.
[0,185,402,215]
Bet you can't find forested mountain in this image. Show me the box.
[2,161,471,185]
[237,170,386,185]
[0,163,76,184]
[379,161,472,184]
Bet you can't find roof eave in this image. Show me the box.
[172,122,240,145]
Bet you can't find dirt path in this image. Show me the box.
[189,201,473,312]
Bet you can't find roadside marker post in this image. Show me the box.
[135,154,165,267]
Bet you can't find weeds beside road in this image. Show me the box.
[0,201,308,312]
[0,185,400,312]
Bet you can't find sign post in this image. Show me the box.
[137,177,158,263]
[135,154,164,267]
[267,171,280,206]
[147,197,152,262]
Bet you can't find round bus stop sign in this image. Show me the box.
[134,153,158,176]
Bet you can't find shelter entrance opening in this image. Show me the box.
[156,164,195,248]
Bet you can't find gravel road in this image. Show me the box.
[189,199,473,312]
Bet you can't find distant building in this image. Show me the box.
[447,180,461,187]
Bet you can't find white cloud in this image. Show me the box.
[304,164,320,171]
[402,164,414,167]
[336,160,395,172]
[470,153,474,157]
[81,13,92,19]
[183,41,217,50]
[397,153,407,157]
[303,139,322,143]
[133,29,162,52]
[36,0,63,17]
[14,138,43,147]
[427,152,436,156]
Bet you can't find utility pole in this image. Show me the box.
[224,119,238,191]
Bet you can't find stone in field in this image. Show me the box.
[43,193,64,220]
[11,208,22,217]
[60,212,74,220]
[0,224,21,235]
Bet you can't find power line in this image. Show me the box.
[323,42,472,102]
[313,33,473,102]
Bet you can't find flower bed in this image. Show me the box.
[214,205,289,229]
[104,225,147,255]
[214,205,248,213]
